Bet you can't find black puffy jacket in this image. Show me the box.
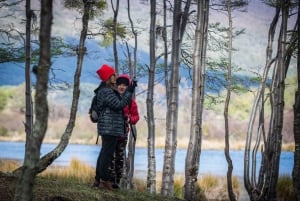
[95,83,132,137]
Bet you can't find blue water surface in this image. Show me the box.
[0,141,294,178]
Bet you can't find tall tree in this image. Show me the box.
[123,0,139,190]
[24,0,34,175]
[244,0,297,200]
[222,1,247,200]
[161,0,191,196]
[146,0,157,194]
[13,1,53,200]
[184,1,209,200]
[35,0,95,173]
[224,0,235,200]
[13,1,98,200]
[292,1,300,200]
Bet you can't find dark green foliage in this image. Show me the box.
[0,47,25,63]
[64,0,107,18]
[100,18,127,47]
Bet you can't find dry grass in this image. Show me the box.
[40,158,95,184]
[0,159,184,201]
[198,174,240,200]
[0,159,212,200]
[277,174,295,201]
[1,158,296,201]
[0,159,20,172]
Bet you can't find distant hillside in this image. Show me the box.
[0,40,151,86]
[0,82,295,151]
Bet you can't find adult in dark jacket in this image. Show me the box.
[93,64,135,190]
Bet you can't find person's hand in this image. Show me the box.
[132,77,138,87]
[127,78,137,93]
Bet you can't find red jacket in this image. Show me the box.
[124,98,139,125]
[121,98,139,138]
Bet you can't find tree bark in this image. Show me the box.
[292,2,300,200]
[124,0,138,189]
[244,5,279,200]
[146,0,157,194]
[13,0,92,176]
[162,0,191,197]
[13,1,53,201]
[184,1,209,200]
[224,0,236,200]
[111,0,119,73]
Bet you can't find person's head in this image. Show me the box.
[116,74,130,94]
[96,64,116,86]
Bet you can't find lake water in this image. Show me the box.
[0,141,294,178]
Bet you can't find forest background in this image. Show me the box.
[0,0,296,150]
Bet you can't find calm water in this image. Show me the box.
[0,141,294,178]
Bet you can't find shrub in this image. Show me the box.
[0,88,9,112]
[277,174,295,201]
[0,125,8,136]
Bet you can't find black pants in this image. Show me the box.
[95,135,118,181]
[109,137,128,184]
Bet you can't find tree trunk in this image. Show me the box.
[146,0,157,194]
[244,1,295,200]
[37,0,91,172]
[13,1,53,201]
[184,1,209,200]
[162,0,191,197]
[224,1,236,200]
[124,0,138,189]
[111,0,119,73]
[293,3,300,200]
[244,6,279,200]
[13,0,92,176]
[24,0,33,163]
[264,2,288,200]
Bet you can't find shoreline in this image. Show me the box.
[0,138,295,152]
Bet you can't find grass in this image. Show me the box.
[277,174,295,201]
[0,159,184,201]
[0,158,296,201]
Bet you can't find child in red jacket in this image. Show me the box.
[109,74,139,188]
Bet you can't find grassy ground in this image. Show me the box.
[0,159,229,201]
[0,172,185,201]
[0,157,295,201]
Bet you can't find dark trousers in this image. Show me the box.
[95,135,118,181]
[109,137,128,184]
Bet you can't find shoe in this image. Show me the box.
[99,179,113,190]
[112,183,120,189]
[92,179,100,188]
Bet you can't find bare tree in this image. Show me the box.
[293,2,300,200]
[146,0,157,194]
[35,0,94,173]
[222,1,247,200]
[123,0,139,190]
[184,1,209,200]
[13,1,53,200]
[13,1,95,200]
[244,1,297,200]
[224,1,235,200]
[24,0,34,169]
[161,0,191,196]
